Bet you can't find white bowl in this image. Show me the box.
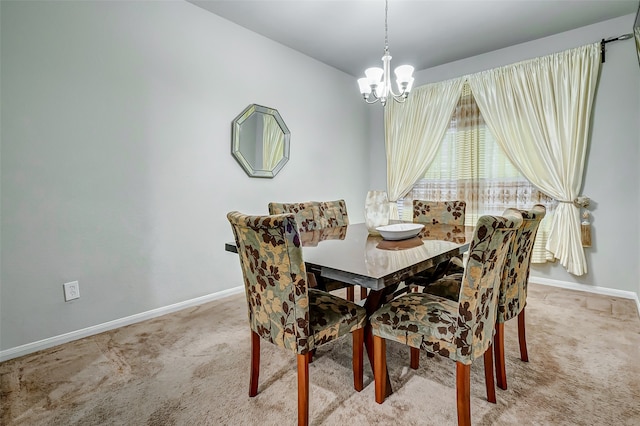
[376,223,424,241]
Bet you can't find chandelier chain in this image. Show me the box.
[384,0,389,51]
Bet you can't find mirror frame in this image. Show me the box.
[634,2,640,67]
[231,104,290,178]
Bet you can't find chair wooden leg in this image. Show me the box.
[518,308,529,362]
[410,347,420,369]
[297,352,311,426]
[360,287,368,300]
[249,331,260,397]
[373,335,387,404]
[494,322,507,390]
[306,272,318,288]
[346,286,355,302]
[352,328,364,391]
[456,362,471,426]
[483,344,496,403]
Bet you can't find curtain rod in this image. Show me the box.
[600,33,633,62]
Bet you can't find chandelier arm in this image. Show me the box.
[363,90,383,104]
[387,83,405,98]
[366,90,380,102]
[391,94,408,103]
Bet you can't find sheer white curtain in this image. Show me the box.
[384,77,465,219]
[405,83,555,264]
[468,43,600,275]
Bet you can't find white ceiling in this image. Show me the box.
[188,0,639,77]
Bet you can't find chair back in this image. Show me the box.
[319,199,349,227]
[454,210,523,362]
[268,201,322,232]
[413,200,466,225]
[497,204,546,323]
[268,199,349,231]
[227,211,312,354]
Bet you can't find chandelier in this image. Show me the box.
[357,0,414,106]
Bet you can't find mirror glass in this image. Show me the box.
[635,4,640,66]
[231,104,290,178]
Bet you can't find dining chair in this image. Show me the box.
[494,205,546,389]
[370,211,523,426]
[268,199,349,230]
[318,199,370,299]
[404,200,467,293]
[420,205,546,391]
[268,201,323,233]
[269,200,362,302]
[318,199,349,228]
[413,200,467,225]
[227,211,366,426]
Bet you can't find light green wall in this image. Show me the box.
[0,0,370,351]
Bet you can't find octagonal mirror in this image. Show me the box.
[231,104,290,178]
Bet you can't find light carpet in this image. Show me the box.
[1,284,639,425]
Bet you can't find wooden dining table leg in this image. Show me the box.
[346,286,355,302]
[360,287,368,300]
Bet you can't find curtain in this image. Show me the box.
[406,83,555,262]
[262,115,284,170]
[385,77,465,218]
[468,43,600,275]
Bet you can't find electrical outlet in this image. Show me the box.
[63,281,80,301]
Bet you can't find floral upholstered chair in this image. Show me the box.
[370,211,523,426]
[227,211,366,426]
[268,201,322,233]
[318,199,349,228]
[405,200,467,293]
[494,204,545,389]
[318,199,368,300]
[269,200,361,302]
[319,199,366,298]
[420,205,546,390]
[413,200,466,225]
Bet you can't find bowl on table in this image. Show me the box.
[376,223,424,241]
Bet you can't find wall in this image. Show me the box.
[2,3,637,359]
[369,14,640,296]
[0,1,370,353]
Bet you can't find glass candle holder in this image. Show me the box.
[365,190,390,235]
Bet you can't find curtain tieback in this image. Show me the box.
[557,197,591,209]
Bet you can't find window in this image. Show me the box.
[398,83,554,262]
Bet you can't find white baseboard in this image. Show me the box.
[0,286,244,363]
[530,276,640,316]
[3,279,638,362]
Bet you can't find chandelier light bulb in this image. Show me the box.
[365,67,384,85]
[394,65,414,82]
[358,78,372,96]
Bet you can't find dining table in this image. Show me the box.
[225,221,474,396]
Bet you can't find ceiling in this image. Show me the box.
[188,0,639,77]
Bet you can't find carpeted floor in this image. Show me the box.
[1,283,639,425]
